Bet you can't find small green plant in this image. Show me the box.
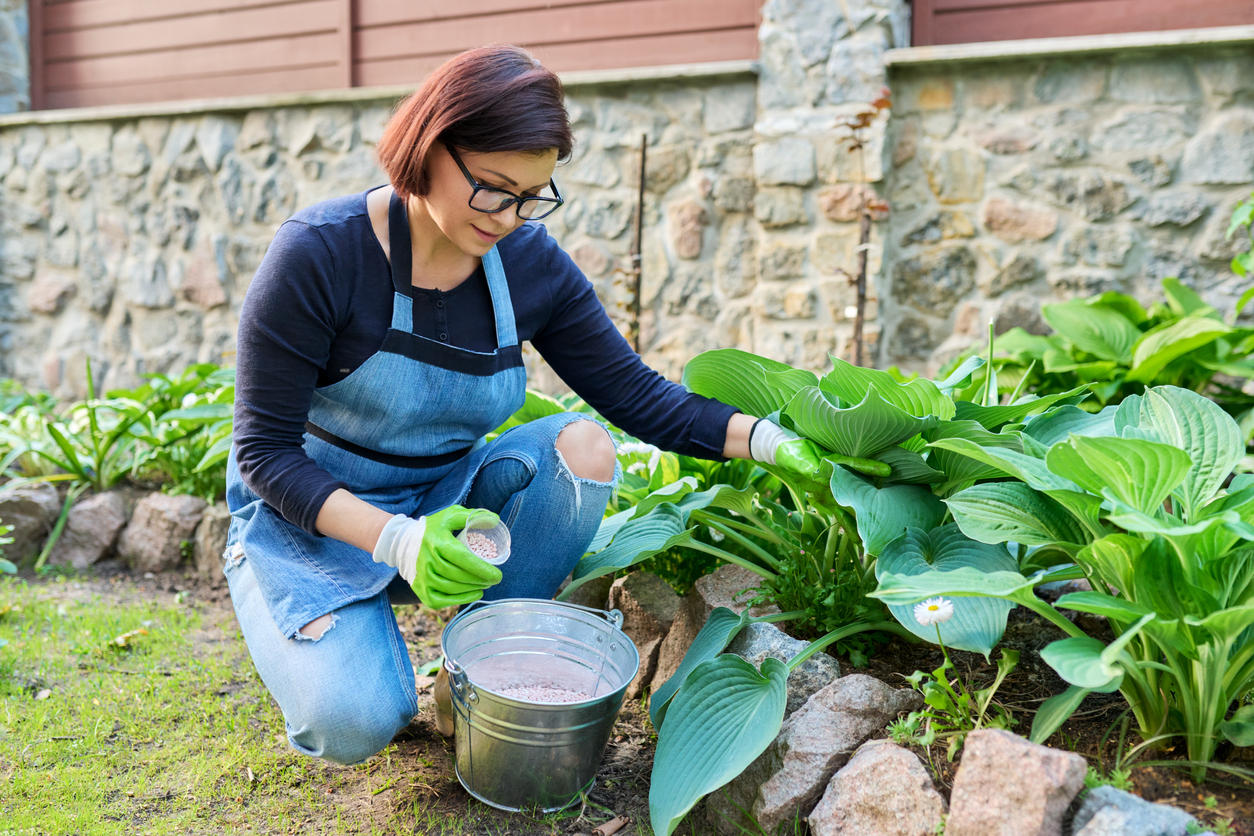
[1190,820,1236,836]
[0,521,14,575]
[1084,766,1133,792]
[890,597,1018,761]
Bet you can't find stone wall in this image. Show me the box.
[883,43,1254,372]
[0,0,25,114]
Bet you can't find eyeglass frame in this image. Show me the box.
[446,145,564,220]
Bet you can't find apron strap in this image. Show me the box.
[482,246,518,348]
[387,191,413,295]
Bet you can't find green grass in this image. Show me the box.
[0,575,385,835]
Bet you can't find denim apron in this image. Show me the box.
[225,192,527,639]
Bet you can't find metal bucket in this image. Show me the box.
[439,598,640,812]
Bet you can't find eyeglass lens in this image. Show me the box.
[469,185,560,219]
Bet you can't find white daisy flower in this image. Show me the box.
[913,597,954,626]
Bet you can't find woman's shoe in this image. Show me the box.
[433,666,455,737]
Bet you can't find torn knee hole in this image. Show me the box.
[297,613,337,641]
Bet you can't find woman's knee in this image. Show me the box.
[555,418,616,483]
[286,687,414,765]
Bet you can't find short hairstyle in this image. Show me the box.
[376,45,574,199]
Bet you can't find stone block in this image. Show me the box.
[1033,62,1107,104]
[901,211,975,246]
[1109,58,1200,104]
[725,621,840,717]
[923,147,985,204]
[0,482,61,561]
[994,295,1050,336]
[981,196,1058,243]
[808,740,947,836]
[1044,172,1136,221]
[43,141,81,174]
[1091,110,1193,153]
[754,138,817,187]
[891,247,976,317]
[757,283,817,320]
[1049,134,1088,162]
[818,184,887,223]
[1071,786,1198,836]
[977,126,1037,155]
[715,216,757,298]
[707,675,922,836]
[193,502,231,581]
[47,491,127,569]
[1128,155,1175,188]
[1181,112,1254,185]
[756,187,809,228]
[668,200,707,260]
[812,231,857,276]
[714,175,755,212]
[983,253,1043,297]
[117,493,208,574]
[195,116,240,173]
[27,271,77,315]
[653,565,779,691]
[946,729,1086,836]
[758,240,807,281]
[560,572,614,610]
[824,38,887,106]
[1142,190,1210,227]
[703,85,756,134]
[1061,226,1137,268]
[608,571,681,699]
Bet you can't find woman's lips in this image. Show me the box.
[472,225,500,243]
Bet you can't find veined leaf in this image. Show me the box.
[875,525,1017,656]
[819,357,956,420]
[1055,591,1153,624]
[925,421,1024,494]
[1089,291,1148,325]
[829,466,947,556]
[868,565,1039,607]
[1030,685,1092,744]
[926,436,1079,493]
[1220,704,1254,746]
[935,356,985,393]
[785,387,938,459]
[1075,534,1145,602]
[682,349,816,418]
[1135,386,1244,517]
[563,504,697,597]
[1183,604,1254,644]
[649,607,752,730]
[1042,301,1141,363]
[1040,613,1154,692]
[946,483,1090,547]
[953,386,1090,430]
[1045,435,1192,516]
[1127,316,1231,384]
[649,656,788,836]
[1024,404,1119,447]
[875,445,945,485]
[1161,277,1218,319]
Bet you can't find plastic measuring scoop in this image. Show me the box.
[456,510,511,565]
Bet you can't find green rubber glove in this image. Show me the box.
[371,505,504,609]
[748,418,824,480]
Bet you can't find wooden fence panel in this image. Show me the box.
[914,0,1254,45]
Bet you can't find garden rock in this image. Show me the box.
[0,482,62,561]
[706,674,922,836]
[117,493,208,573]
[46,492,127,569]
[946,729,1086,836]
[192,502,231,581]
[560,573,614,611]
[725,621,841,716]
[608,572,681,699]
[807,739,947,836]
[653,565,779,689]
[1071,786,1198,836]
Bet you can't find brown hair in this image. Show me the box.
[376,45,574,199]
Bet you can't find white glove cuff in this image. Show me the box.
[372,513,427,584]
[748,419,788,466]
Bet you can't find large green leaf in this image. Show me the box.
[1045,435,1192,516]
[1089,291,1149,325]
[682,349,816,417]
[562,504,697,600]
[820,357,956,420]
[649,607,752,730]
[1184,604,1254,644]
[786,388,938,459]
[1161,277,1218,319]
[1039,613,1154,691]
[935,356,985,393]
[1134,387,1244,516]
[1024,404,1119,446]
[875,445,945,485]
[829,466,947,556]
[649,655,788,836]
[1127,316,1231,383]
[875,526,1017,656]
[952,386,1090,430]
[946,483,1090,547]
[925,421,1023,494]
[927,437,1079,492]
[1220,704,1254,747]
[1042,301,1141,362]
[1075,534,1144,602]
[868,565,1039,607]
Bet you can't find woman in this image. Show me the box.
[224,45,813,766]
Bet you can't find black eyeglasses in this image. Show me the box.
[447,145,563,221]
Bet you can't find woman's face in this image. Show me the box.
[419,142,559,256]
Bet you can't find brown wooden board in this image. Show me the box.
[916,0,1254,44]
[43,0,307,31]
[44,64,343,108]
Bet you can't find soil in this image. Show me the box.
[11,563,1253,835]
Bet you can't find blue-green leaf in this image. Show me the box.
[1042,301,1140,363]
[820,357,956,420]
[1127,316,1231,384]
[683,349,816,418]
[1030,685,1091,744]
[830,466,946,556]
[1045,435,1192,516]
[649,607,752,730]
[953,387,1091,430]
[649,655,788,836]
[946,483,1090,547]
[786,387,939,459]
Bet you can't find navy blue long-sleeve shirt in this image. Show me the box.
[233,187,738,534]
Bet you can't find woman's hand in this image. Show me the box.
[747,419,825,479]
[371,506,504,609]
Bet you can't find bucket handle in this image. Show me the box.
[453,596,625,630]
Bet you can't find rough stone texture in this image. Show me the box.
[192,502,231,581]
[0,482,62,561]
[608,571,681,699]
[725,621,841,716]
[0,2,28,114]
[946,729,1087,836]
[116,493,208,573]
[706,675,923,836]
[808,740,947,836]
[653,564,779,690]
[559,573,615,611]
[981,197,1059,243]
[1071,786,1198,836]
[46,491,127,569]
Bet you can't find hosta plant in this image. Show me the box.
[873,384,1254,778]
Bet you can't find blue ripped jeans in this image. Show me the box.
[223,414,617,765]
